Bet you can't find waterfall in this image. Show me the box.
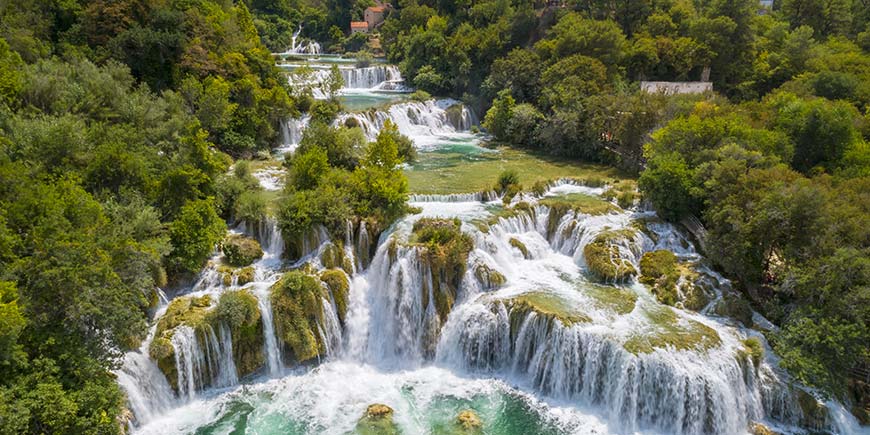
[354,243,448,366]
[285,65,408,100]
[340,65,406,90]
[409,191,499,203]
[172,326,206,400]
[436,301,766,434]
[278,99,477,156]
[115,327,177,425]
[121,163,870,435]
[334,99,477,143]
[283,25,321,55]
[275,115,310,157]
[319,296,343,358]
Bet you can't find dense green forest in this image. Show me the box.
[0,0,868,432]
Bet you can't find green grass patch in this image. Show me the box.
[624,307,722,354]
[540,193,619,216]
[406,146,632,194]
[583,283,638,315]
[508,291,591,326]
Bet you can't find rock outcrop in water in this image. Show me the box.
[222,234,264,267]
[147,291,266,394]
[356,404,399,435]
[269,270,343,364]
[583,229,640,282]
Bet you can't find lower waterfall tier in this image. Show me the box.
[120,181,866,435]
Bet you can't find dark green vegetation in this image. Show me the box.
[636,90,869,399]
[0,2,415,425]
[278,119,411,260]
[0,0,300,431]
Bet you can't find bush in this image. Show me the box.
[409,90,431,102]
[222,234,263,266]
[234,190,268,225]
[496,170,520,192]
[169,199,227,273]
[355,51,374,68]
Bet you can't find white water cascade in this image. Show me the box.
[119,136,870,434]
[171,323,239,400]
[277,114,310,156]
[114,326,177,426]
[335,99,478,144]
[285,64,408,100]
[282,25,321,55]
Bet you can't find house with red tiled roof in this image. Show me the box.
[350,21,368,34]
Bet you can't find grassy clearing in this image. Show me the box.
[406,146,633,194]
[540,193,619,216]
[582,283,638,315]
[624,307,722,354]
[508,291,591,326]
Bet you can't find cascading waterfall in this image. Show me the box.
[114,327,177,425]
[345,243,445,366]
[280,25,321,55]
[339,65,405,90]
[284,64,408,100]
[334,99,478,143]
[409,191,499,203]
[119,110,870,435]
[436,299,764,435]
[276,114,310,157]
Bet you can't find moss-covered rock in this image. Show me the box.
[507,291,591,326]
[541,193,618,217]
[639,250,679,306]
[681,280,710,311]
[222,234,263,267]
[212,290,264,377]
[409,218,473,323]
[321,242,353,274]
[583,283,638,315]
[473,263,506,289]
[583,230,638,282]
[750,422,782,435]
[455,409,483,433]
[509,238,530,259]
[796,390,830,428]
[320,269,350,324]
[236,266,256,286]
[148,295,213,389]
[356,404,399,435]
[270,271,327,363]
[154,295,212,337]
[624,307,722,354]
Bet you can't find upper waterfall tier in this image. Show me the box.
[334,99,478,145]
[285,64,410,99]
